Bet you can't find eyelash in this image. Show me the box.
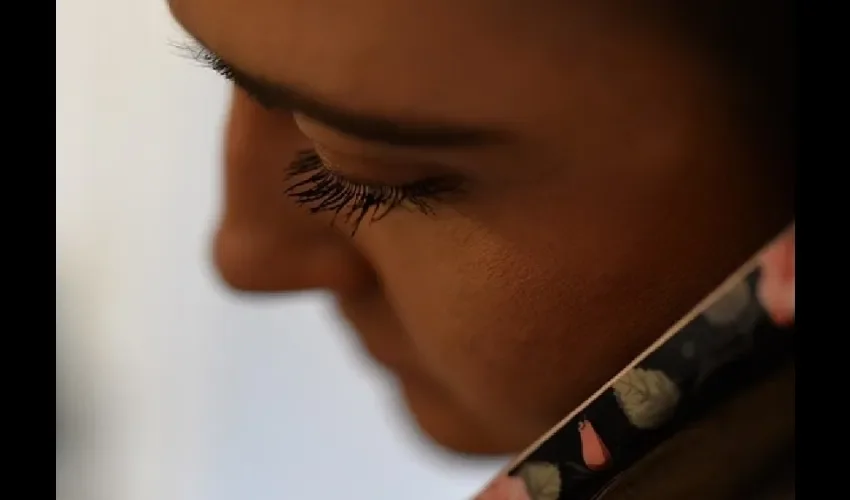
[286,150,463,234]
[173,39,463,233]
[172,40,277,109]
[174,40,231,76]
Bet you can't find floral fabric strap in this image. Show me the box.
[476,225,796,500]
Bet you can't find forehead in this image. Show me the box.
[168,0,609,124]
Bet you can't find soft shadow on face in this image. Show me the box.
[169,0,794,454]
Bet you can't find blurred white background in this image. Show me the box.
[55,1,504,499]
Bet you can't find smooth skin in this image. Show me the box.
[168,0,794,454]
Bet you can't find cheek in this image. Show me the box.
[357,218,645,430]
[352,175,768,435]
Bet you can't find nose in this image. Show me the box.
[212,88,375,295]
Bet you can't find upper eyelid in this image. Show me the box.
[312,147,468,194]
[311,148,424,190]
[291,149,464,202]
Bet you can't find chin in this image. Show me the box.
[395,378,531,456]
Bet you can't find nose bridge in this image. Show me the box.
[220,88,312,225]
[213,88,374,294]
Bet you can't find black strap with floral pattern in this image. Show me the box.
[475,226,795,500]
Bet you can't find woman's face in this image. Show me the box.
[169,0,793,453]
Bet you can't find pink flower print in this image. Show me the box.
[757,227,795,326]
[578,419,612,471]
[475,474,532,500]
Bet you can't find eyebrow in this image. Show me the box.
[190,40,506,149]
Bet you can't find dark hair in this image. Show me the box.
[677,0,796,151]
